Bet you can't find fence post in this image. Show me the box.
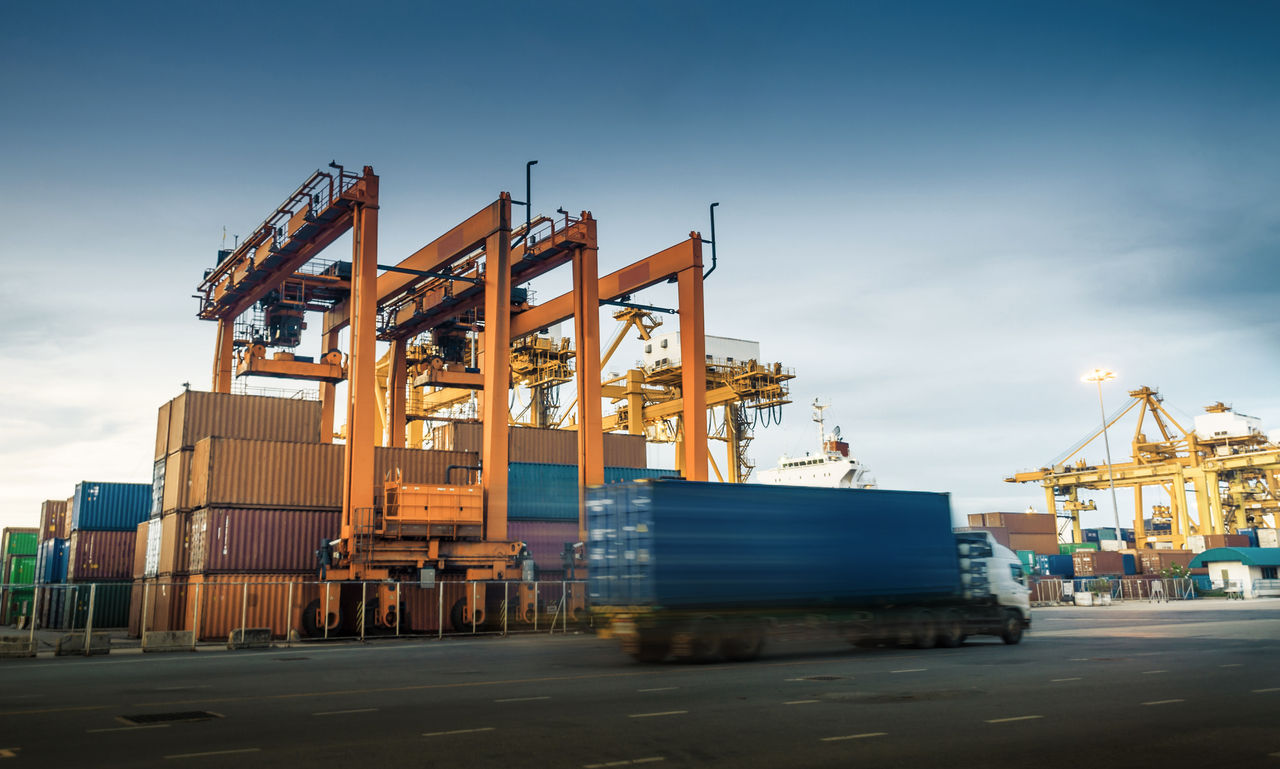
[324,582,331,641]
[83,583,97,657]
[192,582,202,650]
[240,582,248,641]
[470,582,477,634]
[285,582,294,648]
[533,582,539,631]
[437,584,443,640]
[141,582,150,648]
[562,579,567,633]
[502,582,508,638]
[360,582,367,642]
[395,582,401,637]
[27,585,40,653]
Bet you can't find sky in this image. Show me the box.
[1,1,1278,531]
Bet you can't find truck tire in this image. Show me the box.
[631,633,671,663]
[912,612,938,649]
[722,622,765,662]
[1000,610,1024,645]
[936,610,964,648]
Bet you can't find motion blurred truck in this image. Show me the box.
[587,479,1031,662]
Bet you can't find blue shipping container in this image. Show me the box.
[1122,554,1137,575]
[71,482,152,532]
[36,538,68,584]
[1034,554,1074,577]
[587,479,963,609]
[1235,528,1259,547]
[508,464,680,521]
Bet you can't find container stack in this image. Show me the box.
[1,527,38,623]
[965,512,1059,555]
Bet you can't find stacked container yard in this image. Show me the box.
[1,527,38,624]
[964,512,1059,554]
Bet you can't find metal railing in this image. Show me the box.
[1030,577,1197,605]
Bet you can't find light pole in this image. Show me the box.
[1083,368,1122,533]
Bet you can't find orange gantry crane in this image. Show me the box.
[195,163,713,633]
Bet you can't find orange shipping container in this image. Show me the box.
[154,400,171,460]
[983,512,1057,535]
[162,449,194,512]
[1138,550,1194,575]
[132,521,149,580]
[163,390,323,459]
[1007,533,1059,555]
[61,497,74,538]
[129,577,189,636]
[183,573,319,641]
[157,511,191,576]
[434,422,646,468]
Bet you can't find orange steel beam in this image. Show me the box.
[319,328,340,444]
[572,244,604,543]
[677,238,708,481]
[341,168,380,562]
[212,317,234,393]
[389,339,407,448]
[481,195,513,542]
[510,237,699,339]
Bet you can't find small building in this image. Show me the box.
[1189,548,1280,598]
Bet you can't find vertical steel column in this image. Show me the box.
[1134,485,1146,544]
[319,329,341,444]
[285,582,294,647]
[240,583,248,641]
[212,317,234,393]
[481,195,512,541]
[726,405,741,484]
[388,340,408,448]
[676,238,708,481]
[342,169,381,547]
[572,240,604,545]
[141,583,149,648]
[626,369,645,436]
[395,582,401,637]
[192,582,202,650]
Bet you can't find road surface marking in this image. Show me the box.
[88,724,171,733]
[584,758,665,768]
[0,705,107,717]
[784,700,819,705]
[1051,677,1082,682]
[891,668,926,674]
[1253,688,1280,693]
[164,748,261,759]
[1142,670,1167,675]
[1142,699,1185,706]
[155,686,211,691]
[313,708,378,716]
[638,687,679,692]
[821,732,887,742]
[628,710,687,719]
[986,715,1043,723]
[494,696,551,703]
[1069,658,1089,661]
[423,727,496,737]
[1219,663,1243,668]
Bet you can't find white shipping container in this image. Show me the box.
[1153,541,1174,550]
[1257,529,1279,549]
[1099,540,1123,552]
[143,517,163,578]
[1186,535,1206,553]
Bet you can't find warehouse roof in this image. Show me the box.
[1190,547,1280,568]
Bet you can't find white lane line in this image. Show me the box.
[423,727,495,737]
[1069,658,1089,661]
[1142,699,1185,706]
[1051,677,1082,682]
[637,687,679,692]
[583,758,665,768]
[313,708,378,716]
[155,685,212,691]
[165,748,261,759]
[1219,663,1243,668]
[1253,687,1280,693]
[784,700,820,705]
[891,668,926,674]
[494,696,550,703]
[87,724,171,733]
[986,715,1043,724]
[1141,670,1168,675]
[820,732,887,742]
[628,710,687,719]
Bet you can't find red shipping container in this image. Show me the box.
[188,509,341,573]
[184,573,318,641]
[67,530,136,581]
[1072,550,1125,577]
[1203,534,1250,549]
[40,500,68,542]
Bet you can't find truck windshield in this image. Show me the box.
[1009,564,1027,586]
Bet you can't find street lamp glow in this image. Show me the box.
[1083,367,1122,534]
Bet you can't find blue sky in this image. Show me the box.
[2,1,1277,530]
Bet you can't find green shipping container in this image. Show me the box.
[3,588,35,623]
[1059,542,1100,555]
[1016,550,1035,572]
[2,529,38,559]
[8,555,35,586]
[70,582,132,629]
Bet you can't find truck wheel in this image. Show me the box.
[912,612,938,649]
[936,610,964,648]
[1000,610,1024,645]
[722,623,765,662]
[631,634,670,663]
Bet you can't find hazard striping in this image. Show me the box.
[423,727,495,737]
[986,715,1043,723]
[313,708,378,716]
[165,748,261,759]
[628,710,687,718]
[584,758,665,768]
[494,696,550,703]
[784,700,819,705]
[88,724,171,733]
[637,687,679,692]
[821,732,887,742]
[1051,677,1082,682]
[1142,699,1185,706]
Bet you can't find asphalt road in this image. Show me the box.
[2,599,1279,769]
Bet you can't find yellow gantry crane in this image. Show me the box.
[1006,386,1280,548]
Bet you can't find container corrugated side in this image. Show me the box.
[588,480,963,609]
[150,459,165,518]
[508,463,680,521]
[162,449,194,513]
[7,555,35,585]
[2,528,38,558]
[188,509,340,573]
[167,390,323,453]
[133,521,149,579]
[37,538,69,583]
[154,399,171,460]
[129,577,188,635]
[37,581,132,629]
[184,573,317,641]
[189,438,343,511]
[40,500,68,542]
[157,511,191,576]
[67,530,137,581]
[71,482,152,531]
[436,422,646,467]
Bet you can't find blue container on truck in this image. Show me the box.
[508,463,680,521]
[587,479,1031,662]
[71,482,152,531]
[588,480,964,609]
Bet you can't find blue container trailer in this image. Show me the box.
[587,479,1031,662]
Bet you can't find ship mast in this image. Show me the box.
[812,398,829,445]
